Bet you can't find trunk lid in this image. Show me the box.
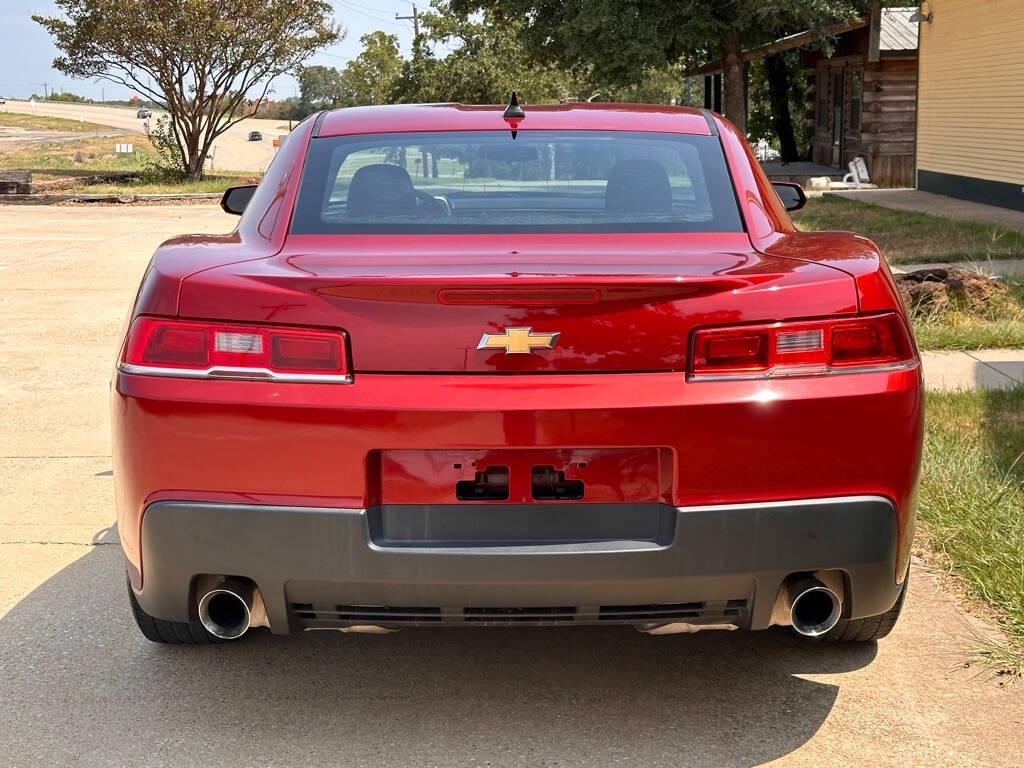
[178,233,858,373]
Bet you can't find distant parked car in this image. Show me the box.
[0,97,6,105]
[248,130,262,142]
[136,108,151,119]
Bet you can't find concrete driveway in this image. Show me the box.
[1,204,1022,767]
[1,99,285,172]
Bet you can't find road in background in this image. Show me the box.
[1,203,1023,767]
[1,99,288,172]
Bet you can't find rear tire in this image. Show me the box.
[127,575,220,644]
[820,571,908,642]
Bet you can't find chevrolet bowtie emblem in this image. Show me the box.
[477,327,560,355]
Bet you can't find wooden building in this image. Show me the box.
[804,8,918,187]
[698,8,919,188]
[915,0,1024,210]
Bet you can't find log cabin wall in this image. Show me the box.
[808,55,917,188]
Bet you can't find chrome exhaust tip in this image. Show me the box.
[788,577,842,637]
[198,578,254,640]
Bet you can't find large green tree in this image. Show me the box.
[448,0,867,134]
[34,0,340,179]
[338,31,405,106]
[403,2,585,104]
[296,64,346,112]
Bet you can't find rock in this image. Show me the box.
[945,268,1006,310]
[894,267,1006,313]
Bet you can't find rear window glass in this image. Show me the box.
[291,130,742,234]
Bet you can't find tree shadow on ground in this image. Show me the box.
[0,527,877,768]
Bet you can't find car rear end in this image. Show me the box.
[112,105,923,642]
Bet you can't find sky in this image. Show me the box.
[0,0,426,101]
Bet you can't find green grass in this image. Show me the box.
[911,279,1024,350]
[920,388,1024,675]
[794,195,1024,265]
[0,128,256,195]
[81,175,254,195]
[0,111,115,133]
[0,131,156,175]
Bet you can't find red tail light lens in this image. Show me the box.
[690,313,915,379]
[121,317,349,382]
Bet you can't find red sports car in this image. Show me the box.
[113,101,922,644]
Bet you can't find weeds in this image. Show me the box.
[919,388,1024,675]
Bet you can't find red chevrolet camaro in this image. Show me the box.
[112,101,922,644]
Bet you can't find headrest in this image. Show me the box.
[604,158,672,213]
[347,163,418,217]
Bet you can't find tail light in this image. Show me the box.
[690,313,916,380]
[119,316,350,383]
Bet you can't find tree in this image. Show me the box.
[747,51,810,162]
[448,0,868,135]
[764,54,799,162]
[403,2,585,104]
[34,0,340,179]
[297,65,346,112]
[339,31,405,106]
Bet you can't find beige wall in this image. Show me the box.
[916,0,1024,185]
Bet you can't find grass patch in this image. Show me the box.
[911,278,1024,350]
[920,388,1024,674]
[0,111,115,133]
[794,195,1024,265]
[81,176,253,195]
[1,129,255,194]
[1,132,156,175]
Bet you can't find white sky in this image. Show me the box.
[0,0,430,101]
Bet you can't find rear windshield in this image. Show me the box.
[291,130,742,234]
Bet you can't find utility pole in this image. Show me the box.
[42,83,49,98]
[395,4,420,37]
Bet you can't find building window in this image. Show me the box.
[817,71,829,130]
[850,67,863,131]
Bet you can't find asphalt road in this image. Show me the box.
[1,99,286,172]
[1,203,1023,767]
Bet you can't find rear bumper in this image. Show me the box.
[134,495,901,634]
[114,367,923,595]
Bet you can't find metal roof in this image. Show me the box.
[880,7,919,52]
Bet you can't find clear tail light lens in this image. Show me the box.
[690,313,915,379]
[120,316,349,382]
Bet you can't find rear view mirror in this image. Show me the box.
[220,184,257,215]
[772,181,806,212]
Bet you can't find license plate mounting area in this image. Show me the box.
[374,448,669,505]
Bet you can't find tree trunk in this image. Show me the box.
[721,27,746,135]
[180,124,203,180]
[185,147,204,180]
[765,54,799,163]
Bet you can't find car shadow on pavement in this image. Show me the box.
[0,528,877,768]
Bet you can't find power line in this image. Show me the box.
[341,0,399,13]
[335,0,406,28]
